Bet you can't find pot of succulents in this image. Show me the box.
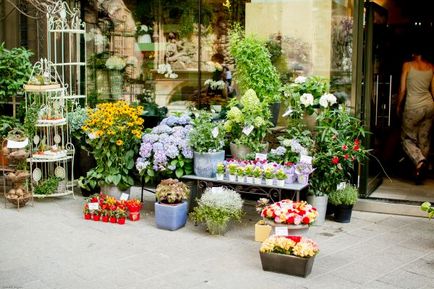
[263,167,275,186]
[259,235,319,277]
[83,204,91,220]
[215,162,225,181]
[115,208,128,225]
[189,111,225,178]
[155,179,190,231]
[253,166,263,185]
[275,168,287,187]
[236,166,245,183]
[227,163,237,182]
[260,200,318,235]
[328,184,358,223]
[105,55,126,99]
[224,89,272,160]
[255,198,272,242]
[80,101,144,198]
[190,187,244,235]
[136,115,193,184]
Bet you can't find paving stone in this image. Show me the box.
[376,269,434,289]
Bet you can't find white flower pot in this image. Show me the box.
[254,177,263,185]
[228,174,236,182]
[237,175,245,183]
[276,180,285,187]
[246,176,253,183]
[285,174,296,184]
[216,173,224,181]
[297,174,309,185]
[265,179,274,186]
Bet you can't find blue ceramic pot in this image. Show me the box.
[155,201,188,231]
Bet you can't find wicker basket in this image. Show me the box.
[6,193,31,207]
[5,171,30,183]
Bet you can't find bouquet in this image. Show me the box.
[260,200,318,225]
[260,235,319,258]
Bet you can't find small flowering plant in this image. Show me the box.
[216,162,225,175]
[253,166,263,178]
[236,166,245,177]
[244,164,255,177]
[155,179,189,204]
[80,101,144,191]
[275,169,287,180]
[260,200,318,225]
[263,167,275,179]
[227,163,238,175]
[136,115,193,182]
[260,235,319,258]
[105,55,126,71]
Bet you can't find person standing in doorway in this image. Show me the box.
[397,47,434,184]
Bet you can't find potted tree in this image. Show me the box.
[224,89,272,159]
[189,111,225,178]
[328,184,358,223]
[190,187,243,235]
[155,179,190,231]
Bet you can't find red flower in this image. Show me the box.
[354,139,360,145]
[353,144,360,151]
[342,144,348,151]
[344,154,349,160]
[302,217,311,224]
[287,216,295,224]
[332,156,339,165]
[285,236,302,243]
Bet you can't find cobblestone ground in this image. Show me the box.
[1,189,434,289]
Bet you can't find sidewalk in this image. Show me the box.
[1,189,434,289]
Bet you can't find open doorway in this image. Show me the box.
[364,0,434,202]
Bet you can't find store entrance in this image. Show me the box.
[363,0,434,202]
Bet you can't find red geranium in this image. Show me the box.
[332,156,339,165]
[342,144,348,151]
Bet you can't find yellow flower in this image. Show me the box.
[116,140,124,146]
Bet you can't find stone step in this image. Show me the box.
[354,198,426,217]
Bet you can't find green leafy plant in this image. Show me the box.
[216,162,225,174]
[34,177,60,195]
[275,169,287,180]
[228,25,281,103]
[253,167,263,178]
[421,202,434,219]
[0,43,33,102]
[155,179,189,204]
[264,168,275,179]
[236,166,245,177]
[189,111,225,153]
[23,103,39,139]
[328,184,358,206]
[67,106,88,141]
[0,116,22,139]
[245,165,254,177]
[228,163,237,175]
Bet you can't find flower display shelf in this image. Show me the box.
[181,175,308,203]
[25,59,77,199]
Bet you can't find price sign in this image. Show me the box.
[88,202,99,211]
[275,226,289,236]
[255,153,268,161]
[211,127,219,138]
[120,193,130,201]
[242,125,254,136]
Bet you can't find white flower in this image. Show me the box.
[319,94,329,108]
[169,73,178,79]
[326,93,337,105]
[294,76,307,84]
[300,93,314,106]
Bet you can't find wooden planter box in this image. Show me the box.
[259,251,315,277]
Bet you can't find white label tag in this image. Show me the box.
[300,155,312,164]
[211,127,219,138]
[120,193,129,201]
[88,202,99,210]
[242,125,254,136]
[275,226,289,236]
[255,153,268,161]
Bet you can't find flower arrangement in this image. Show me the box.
[136,115,193,183]
[189,111,225,153]
[155,179,189,204]
[105,55,126,71]
[260,200,318,225]
[224,89,272,152]
[80,101,143,191]
[260,235,319,258]
[190,186,244,235]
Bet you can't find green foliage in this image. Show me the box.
[23,103,39,139]
[0,43,33,101]
[67,106,88,140]
[328,184,358,206]
[228,25,281,103]
[0,116,22,139]
[34,177,60,195]
[189,111,225,153]
[421,202,434,219]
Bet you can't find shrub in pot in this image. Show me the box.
[328,184,358,223]
[190,187,244,235]
[189,111,225,178]
[155,179,190,231]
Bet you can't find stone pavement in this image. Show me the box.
[1,189,434,289]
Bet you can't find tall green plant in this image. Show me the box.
[228,25,281,103]
[0,43,33,101]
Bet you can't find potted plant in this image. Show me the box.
[224,89,272,159]
[260,199,318,235]
[190,187,244,235]
[105,55,126,99]
[189,111,225,178]
[216,162,225,181]
[126,199,142,221]
[245,164,255,183]
[259,235,319,277]
[92,209,101,222]
[109,210,117,223]
[255,198,272,242]
[136,115,193,183]
[236,166,245,183]
[275,168,287,187]
[115,208,128,225]
[227,163,237,182]
[253,166,263,185]
[101,210,110,223]
[80,101,144,198]
[263,167,275,186]
[328,184,358,223]
[83,204,91,220]
[155,179,190,231]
